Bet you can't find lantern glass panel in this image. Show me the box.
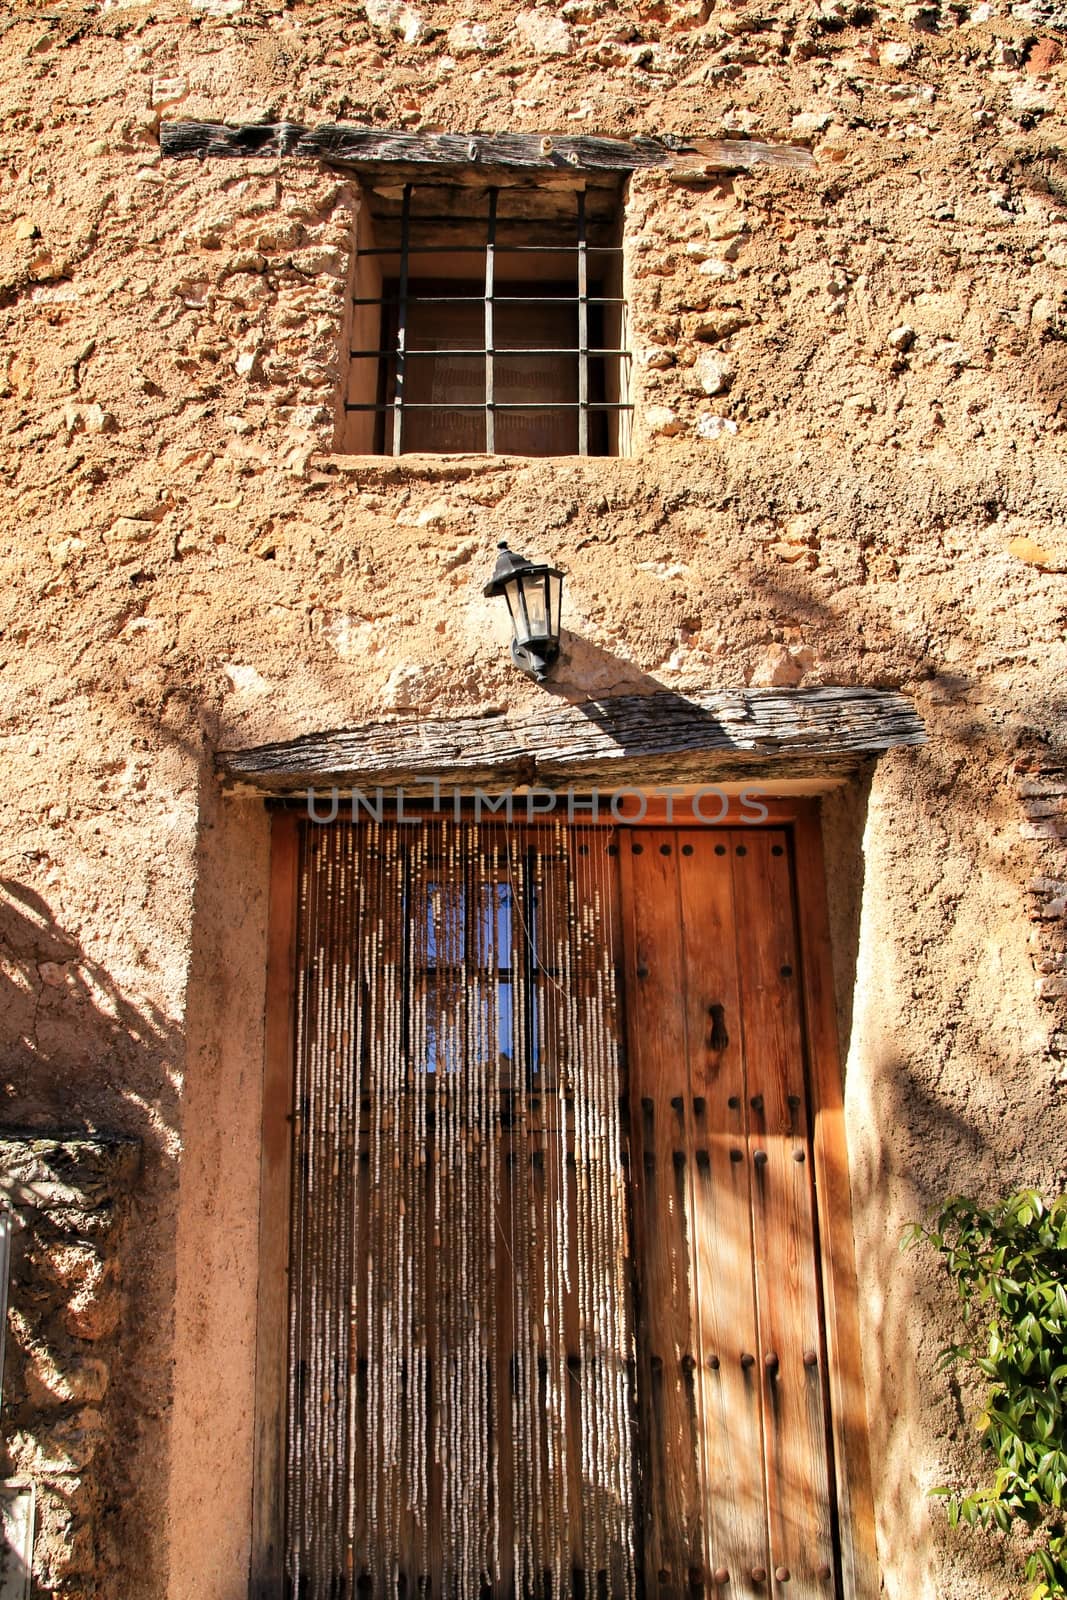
[522,574,550,639]
[502,574,530,643]
[548,574,563,638]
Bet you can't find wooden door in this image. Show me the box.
[620,827,840,1600]
[256,811,874,1600]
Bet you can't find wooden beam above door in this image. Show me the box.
[160,122,816,179]
[217,685,924,797]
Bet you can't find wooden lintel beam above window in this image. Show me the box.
[217,686,924,796]
[160,121,817,177]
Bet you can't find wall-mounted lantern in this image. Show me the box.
[483,541,565,682]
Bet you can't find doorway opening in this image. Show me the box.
[253,803,876,1600]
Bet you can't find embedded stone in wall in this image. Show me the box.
[515,8,574,55]
[447,21,491,54]
[644,405,684,437]
[0,1482,33,1599]
[0,1135,140,1600]
[693,351,735,396]
[364,0,426,45]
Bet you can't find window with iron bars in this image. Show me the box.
[339,179,631,458]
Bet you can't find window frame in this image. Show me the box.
[340,180,632,460]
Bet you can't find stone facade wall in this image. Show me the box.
[0,1136,141,1600]
[0,1,1065,1597]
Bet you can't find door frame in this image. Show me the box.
[248,797,879,1599]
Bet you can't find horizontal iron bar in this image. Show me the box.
[359,245,501,255]
[357,244,624,255]
[367,210,596,223]
[344,401,634,411]
[349,295,626,305]
[348,348,632,359]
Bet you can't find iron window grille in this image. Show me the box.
[341,180,632,458]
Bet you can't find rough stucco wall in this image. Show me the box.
[840,748,1058,1600]
[0,707,200,1599]
[167,793,269,1600]
[0,0,1066,1597]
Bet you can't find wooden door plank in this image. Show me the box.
[620,832,705,1600]
[677,830,770,1599]
[792,816,879,1600]
[251,812,300,1600]
[732,831,837,1600]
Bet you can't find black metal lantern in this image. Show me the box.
[483,541,565,682]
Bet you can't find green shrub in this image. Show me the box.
[906,1191,1067,1600]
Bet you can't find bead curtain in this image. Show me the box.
[286,816,636,1599]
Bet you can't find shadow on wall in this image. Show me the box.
[818,772,871,1068]
[849,1046,1025,1600]
[0,877,179,1131]
[0,1545,30,1600]
[0,877,181,1600]
[549,631,677,700]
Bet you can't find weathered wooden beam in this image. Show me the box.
[160,122,816,176]
[217,687,924,797]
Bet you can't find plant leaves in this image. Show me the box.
[911,1189,1067,1598]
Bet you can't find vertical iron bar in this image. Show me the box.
[576,188,589,457]
[0,1209,10,1401]
[523,843,536,1089]
[485,188,498,455]
[392,183,412,456]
